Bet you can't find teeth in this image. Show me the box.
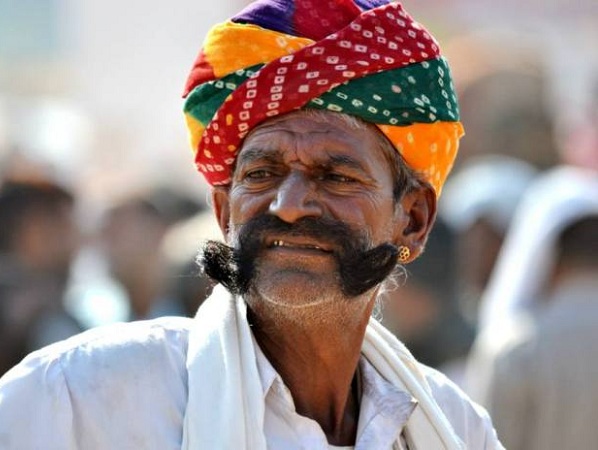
[272,240,323,250]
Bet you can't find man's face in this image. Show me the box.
[19,201,79,279]
[212,111,403,307]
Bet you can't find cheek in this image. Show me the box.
[328,195,396,238]
[228,189,271,224]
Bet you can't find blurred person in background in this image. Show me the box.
[467,166,598,449]
[163,257,214,318]
[439,155,538,324]
[0,178,82,376]
[68,187,201,327]
[380,218,475,386]
[161,210,223,317]
[101,194,181,320]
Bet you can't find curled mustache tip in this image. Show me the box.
[198,240,240,294]
[367,243,399,268]
[340,243,398,297]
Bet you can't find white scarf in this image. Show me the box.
[182,285,463,449]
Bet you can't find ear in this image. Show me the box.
[211,186,231,241]
[393,182,437,262]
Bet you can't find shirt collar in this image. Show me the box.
[356,355,417,445]
[252,331,281,399]
[251,330,417,440]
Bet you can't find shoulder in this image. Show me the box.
[14,315,193,376]
[2,316,193,395]
[419,363,504,450]
[0,317,193,448]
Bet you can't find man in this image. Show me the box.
[0,1,502,448]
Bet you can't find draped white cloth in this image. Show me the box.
[182,284,464,450]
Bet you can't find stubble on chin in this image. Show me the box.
[244,263,375,328]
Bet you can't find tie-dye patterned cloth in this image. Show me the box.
[183,0,464,195]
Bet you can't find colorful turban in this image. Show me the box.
[183,0,464,195]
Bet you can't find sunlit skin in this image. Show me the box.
[212,110,436,445]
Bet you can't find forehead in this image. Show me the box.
[237,111,389,166]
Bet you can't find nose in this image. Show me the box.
[269,172,322,223]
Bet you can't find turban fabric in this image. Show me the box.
[183,0,464,195]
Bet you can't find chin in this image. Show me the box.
[250,268,343,309]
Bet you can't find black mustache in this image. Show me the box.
[236,215,359,255]
[339,242,399,296]
[198,215,399,297]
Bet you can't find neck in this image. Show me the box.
[247,292,376,446]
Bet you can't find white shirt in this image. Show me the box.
[0,317,502,449]
[254,335,415,449]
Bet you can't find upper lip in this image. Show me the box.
[265,236,334,253]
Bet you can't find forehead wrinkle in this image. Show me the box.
[239,117,382,176]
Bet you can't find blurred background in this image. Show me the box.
[1,1,597,446]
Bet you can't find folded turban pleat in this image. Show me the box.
[183,0,463,194]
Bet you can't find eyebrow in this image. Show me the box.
[235,147,284,167]
[323,154,367,173]
[236,148,370,176]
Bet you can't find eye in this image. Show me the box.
[321,173,357,183]
[244,169,275,180]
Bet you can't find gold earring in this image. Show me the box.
[397,245,411,263]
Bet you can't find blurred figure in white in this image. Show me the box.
[467,166,598,449]
[439,155,538,324]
